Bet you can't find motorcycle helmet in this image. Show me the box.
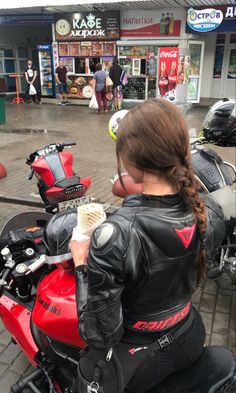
[203,98,236,146]
[44,209,77,263]
[108,110,128,141]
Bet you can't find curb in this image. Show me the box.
[0,195,43,208]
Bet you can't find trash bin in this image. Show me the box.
[0,93,6,125]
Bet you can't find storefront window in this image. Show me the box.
[213,45,224,79]
[123,76,146,100]
[188,43,201,76]
[148,77,157,98]
[119,58,132,76]
[119,46,148,57]
[187,78,199,101]
[6,75,17,92]
[19,60,26,72]
[18,47,28,58]
[227,49,236,79]
[216,34,225,44]
[59,57,74,73]
[0,48,14,58]
[75,58,86,74]
[230,33,236,44]
[5,59,15,73]
[148,57,157,77]
[187,42,204,103]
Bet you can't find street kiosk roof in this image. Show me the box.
[0,0,235,14]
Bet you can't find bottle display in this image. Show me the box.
[168,61,177,91]
[169,14,175,34]
[164,14,170,35]
[158,62,169,96]
[123,77,145,100]
[159,12,175,35]
[38,50,53,96]
[160,14,165,35]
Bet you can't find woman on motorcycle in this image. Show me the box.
[71,99,207,393]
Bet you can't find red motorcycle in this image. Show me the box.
[0,208,236,393]
[26,143,92,213]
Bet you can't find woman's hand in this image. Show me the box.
[70,239,90,268]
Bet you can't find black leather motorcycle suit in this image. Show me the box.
[75,193,221,392]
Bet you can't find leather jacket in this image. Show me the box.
[75,193,223,351]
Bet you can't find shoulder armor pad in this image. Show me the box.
[92,223,115,248]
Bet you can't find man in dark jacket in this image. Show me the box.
[109,57,123,111]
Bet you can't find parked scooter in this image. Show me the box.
[0,209,236,393]
[26,143,92,213]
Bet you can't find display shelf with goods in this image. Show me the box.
[119,45,158,101]
[39,51,53,96]
[187,41,204,103]
[148,77,157,99]
[37,45,55,97]
[57,40,116,100]
[123,76,146,100]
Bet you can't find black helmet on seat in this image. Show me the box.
[44,209,77,258]
[203,98,236,146]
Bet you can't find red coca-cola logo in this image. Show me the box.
[160,50,178,58]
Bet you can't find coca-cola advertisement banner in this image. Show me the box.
[158,47,179,98]
[121,9,185,38]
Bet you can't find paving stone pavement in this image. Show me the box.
[0,103,235,392]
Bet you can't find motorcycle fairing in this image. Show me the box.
[32,151,74,188]
[31,268,86,349]
[0,294,38,366]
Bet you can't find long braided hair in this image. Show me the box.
[116,99,207,283]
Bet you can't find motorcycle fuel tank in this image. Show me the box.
[32,267,86,349]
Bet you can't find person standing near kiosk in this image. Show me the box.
[55,60,69,105]
[24,58,41,104]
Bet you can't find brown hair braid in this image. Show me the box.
[116,99,207,283]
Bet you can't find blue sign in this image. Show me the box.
[0,14,53,24]
[36,45,51,50]
[186,5,236,33]
[187,8,223,32]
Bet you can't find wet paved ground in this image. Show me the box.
[0,102,235,392]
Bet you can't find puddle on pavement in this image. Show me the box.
[0,128,65,135]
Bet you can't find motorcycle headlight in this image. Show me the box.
[213,131,222,136]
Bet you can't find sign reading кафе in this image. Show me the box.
[55,12,120,41]
[186,5,236,33]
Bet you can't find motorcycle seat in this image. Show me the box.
[208,186,236,220]
[54,176,81,189]
[147,346,236,393]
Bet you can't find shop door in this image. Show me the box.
[222,45,236,99]
[211,33,236,99]
[187,41,205,103]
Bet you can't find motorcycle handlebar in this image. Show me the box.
[26,143,77,162]
[61,143,77,147]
